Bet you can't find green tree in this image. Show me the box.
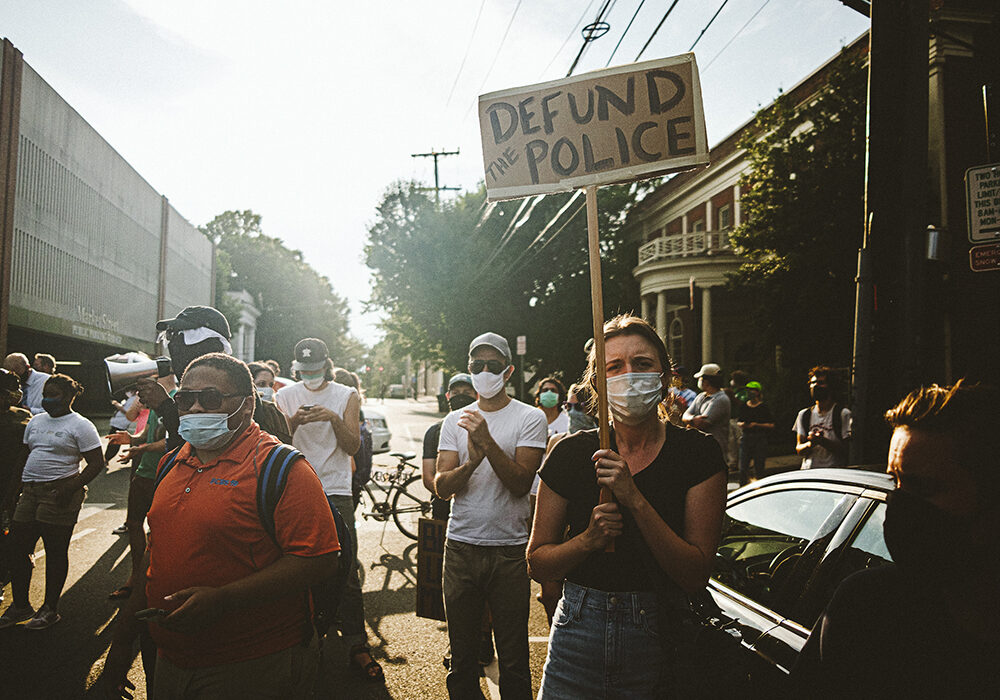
[364,180,642,387]
[201,210,366,372]
[728,49,867,405]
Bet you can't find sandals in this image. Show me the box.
[349,645,385,684]
[108,586,132,601]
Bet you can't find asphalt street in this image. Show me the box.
[0,397,553,699]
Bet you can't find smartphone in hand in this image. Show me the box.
[135,608,168,621]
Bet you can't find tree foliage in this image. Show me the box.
[729,49,867,387]
[364,181,643,387]
[202,210,365,373]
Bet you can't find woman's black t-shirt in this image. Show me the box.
[539,422,726,594]
[736,402,773,436]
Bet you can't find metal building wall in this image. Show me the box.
[163,202,213,321]
[7,61,213,354]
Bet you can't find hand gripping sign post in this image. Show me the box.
[478,54,709,538]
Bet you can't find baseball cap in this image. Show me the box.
[156,306,231,339]
[694,363,722,378]
[746,381,763,390]
[448,373,474,391]
[468,332,511,363]
[292,338,330,372]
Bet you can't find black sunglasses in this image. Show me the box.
[468,359,508,375]
[175,388,245,411]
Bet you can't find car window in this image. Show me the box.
[792,500,893,628]
[712,489,852,617]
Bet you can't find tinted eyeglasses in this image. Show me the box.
[468,359,507,375]
[174,388,245,411]
[564,402,585,412]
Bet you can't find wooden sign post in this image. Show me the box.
[478,53,709,515]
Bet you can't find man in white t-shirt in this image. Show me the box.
[274,338,382,681]
[3,353,50,415]
[794,366,852,469]
[436,332,548,699]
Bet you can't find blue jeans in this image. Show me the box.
[538,581,663,699]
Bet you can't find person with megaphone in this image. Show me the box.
[131,306,234,452]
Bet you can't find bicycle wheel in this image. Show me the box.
[391,475,431,540]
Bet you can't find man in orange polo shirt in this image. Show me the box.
[99,353,339,699]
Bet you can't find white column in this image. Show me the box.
[705,200,713,231]
[701,286,713,362]
[733,184,741,227]
[246,326,256,362]
[641,294,651,322]
[233,326,245,361]
[656,291,668,342]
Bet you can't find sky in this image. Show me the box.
[0,0,869,346]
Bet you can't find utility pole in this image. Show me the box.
[851,0,929,464]
[411,148,460,203]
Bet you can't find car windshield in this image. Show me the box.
[714,489,852,618]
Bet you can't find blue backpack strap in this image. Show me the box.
[256,444,302,544]
[152,446,184,493]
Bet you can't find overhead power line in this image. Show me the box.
[689,0,731,52]
[509,196,587,273]
[605,0,647,67]
[539,0,598,79]
[566,0,615,76]
[483,194,546,270]
[465,0,525,118]
[702,0,772,72]
[445,0,489,107]
[635,0,682,61]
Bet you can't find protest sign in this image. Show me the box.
[479,53,708,201]
[478,56,710,542]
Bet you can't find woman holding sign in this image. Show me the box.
[527,315,727,696]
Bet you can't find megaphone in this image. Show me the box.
[104,353,173,393]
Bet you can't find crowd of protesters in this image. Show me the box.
[0,304,993,698]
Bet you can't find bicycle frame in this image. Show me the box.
[357,456,430,540]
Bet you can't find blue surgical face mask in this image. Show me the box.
[42,396,68,416]
[257,386,274,402]
[179,397,247,450]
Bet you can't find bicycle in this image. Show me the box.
[357,452,431,540]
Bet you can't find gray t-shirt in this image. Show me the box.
[683,390,731,456]
[794,405,853,469]
[438,399,548,546]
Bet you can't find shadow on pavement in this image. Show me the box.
[0,532,131,699]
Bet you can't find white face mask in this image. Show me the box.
[257,386,274,401]
[606,372,663,425]
[471,369,507,399]
[301,373,325,391]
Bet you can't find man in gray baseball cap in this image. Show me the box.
[435,331,548,698]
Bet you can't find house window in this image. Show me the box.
[669,317,684,366]
[692,219,705,232]
[718,204,732,230]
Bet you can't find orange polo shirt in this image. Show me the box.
[145,422,339,668]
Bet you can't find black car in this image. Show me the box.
[701,467,894,694]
